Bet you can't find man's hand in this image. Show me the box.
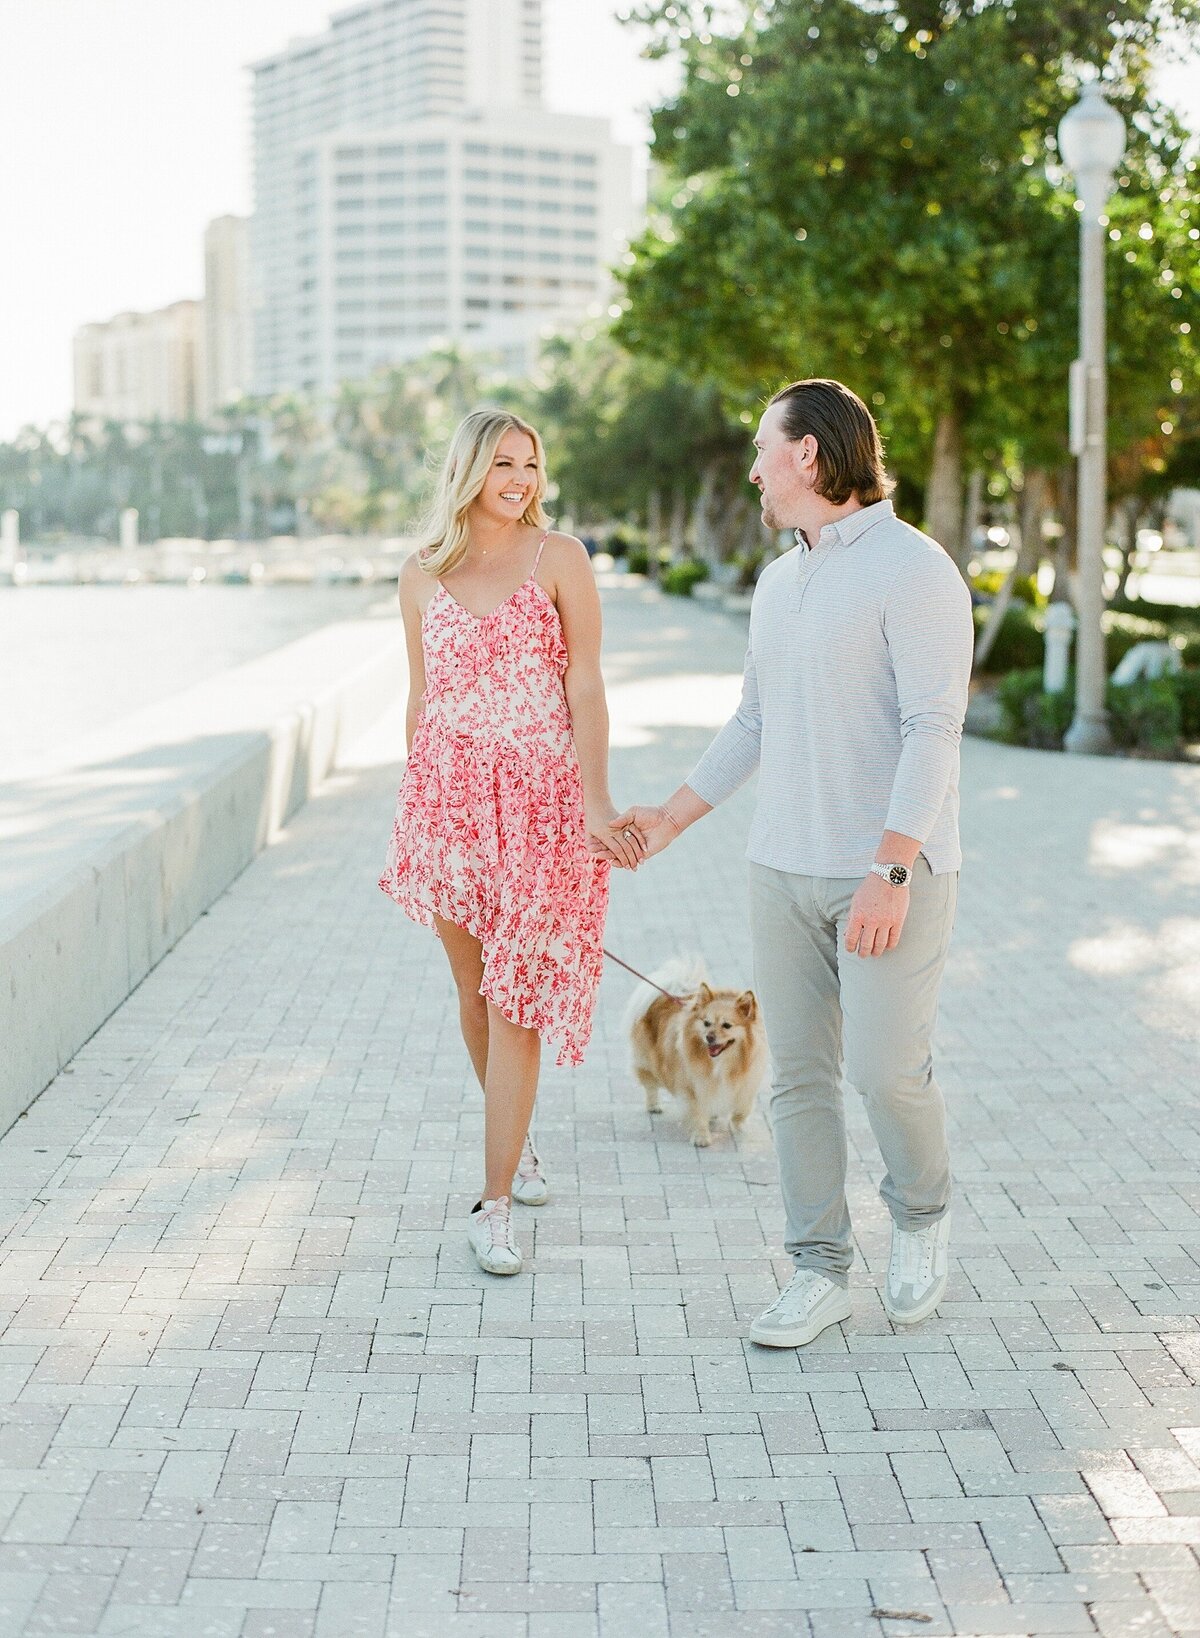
[585,800,645,870]
[608,804,681,861]
[845,873,910,958]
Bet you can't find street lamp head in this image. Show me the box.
[1058,79,1127,217]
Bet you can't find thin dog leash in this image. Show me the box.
[602,947,687,1007]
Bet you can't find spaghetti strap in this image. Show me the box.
[532,529,550,575]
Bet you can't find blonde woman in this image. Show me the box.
[379,408,642,1275]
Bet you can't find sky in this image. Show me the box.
[0,3,1195,441]
[0,0,676,439]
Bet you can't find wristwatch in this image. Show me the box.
[870,861,912,888]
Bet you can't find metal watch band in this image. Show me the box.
[870,861,911,888]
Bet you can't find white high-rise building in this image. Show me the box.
[248,0,634,395]
[201,215,250,416]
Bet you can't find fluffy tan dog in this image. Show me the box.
[626,960,768,1146]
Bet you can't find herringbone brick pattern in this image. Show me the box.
[1,580,1197,1637]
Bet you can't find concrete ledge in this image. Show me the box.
[0,615,407,1133]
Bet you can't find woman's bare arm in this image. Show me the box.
[548,535,642,871]
[398,554,430,753]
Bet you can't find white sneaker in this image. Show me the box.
[749,1270,852,1349]
[883,1211,950,1324]
[511,1135,548,1206]
[468,1196,522,1275]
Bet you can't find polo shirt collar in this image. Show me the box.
[796,498,895,552]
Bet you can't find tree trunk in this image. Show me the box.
[1116,497,1142,602]
[926,410,965,570]
[646,488,663,551]
[962,467,984,566]
[973,467,1048,672]
[668,487,688,557]
[1052,465,1078,607]
[691,466,720,565]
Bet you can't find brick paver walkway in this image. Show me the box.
[2,580,1199,1638]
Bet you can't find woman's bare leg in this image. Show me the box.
[483,1001,541,1204]
[434,917,489,1089]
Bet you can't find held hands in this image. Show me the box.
[585,800,647,870]
[607,804,681,862]
[845,872,909,958]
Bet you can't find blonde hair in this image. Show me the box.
[413,407,550,575]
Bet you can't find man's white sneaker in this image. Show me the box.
[749,1270,852,1349]
[511,1135,548,1206]
[468,1196,522,1275]
[883,1211,950,1324]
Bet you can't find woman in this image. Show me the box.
[379,408,642,1276]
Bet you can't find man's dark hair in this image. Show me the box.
[769,378,895,506]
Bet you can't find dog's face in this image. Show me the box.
[688,983,759,1061]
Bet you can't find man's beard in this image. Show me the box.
[760,496,782,530]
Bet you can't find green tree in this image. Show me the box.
[618,0,1200,562]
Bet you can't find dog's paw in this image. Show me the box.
[690,1129,712,1148]
[645,1097,662,1114]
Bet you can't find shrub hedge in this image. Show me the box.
[993,666,1196,757]
[973,603,1196,675]
[660,558,711,597]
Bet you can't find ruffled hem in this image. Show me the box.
[378,729,608,1068]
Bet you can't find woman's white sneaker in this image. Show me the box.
[883,1211,950,1324]
[511,1136,548,1206]
[749,1270,851,1348]
[468,1196,522,1275]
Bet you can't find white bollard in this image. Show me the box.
[0,509,17,571]
[119,508,139,555]
[1043,601,1078,694]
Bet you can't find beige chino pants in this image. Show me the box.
[748,856,958,1287]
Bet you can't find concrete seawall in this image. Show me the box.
[0,615,407,1133]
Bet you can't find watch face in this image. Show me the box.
[888,865,909,886]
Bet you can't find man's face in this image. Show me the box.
[749,402,815,531]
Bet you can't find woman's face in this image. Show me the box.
[473,428,540,527]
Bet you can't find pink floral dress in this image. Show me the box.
[378,533,610,1066]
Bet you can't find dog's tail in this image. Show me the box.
[621,955,707,1035]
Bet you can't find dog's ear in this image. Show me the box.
[696,983,714,1005]
[736,990,757,1021]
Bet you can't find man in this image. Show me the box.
[614,378,974,1348]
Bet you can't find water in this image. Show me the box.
[2,582,393,773]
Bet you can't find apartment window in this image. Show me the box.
[537,149,562,163]
[572,153,597,167]
[573,179,598,192]
[501,171,526,186]
[501,146,526,159]
[464,142,490,156]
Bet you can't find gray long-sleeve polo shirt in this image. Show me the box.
[686,499,975,877]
